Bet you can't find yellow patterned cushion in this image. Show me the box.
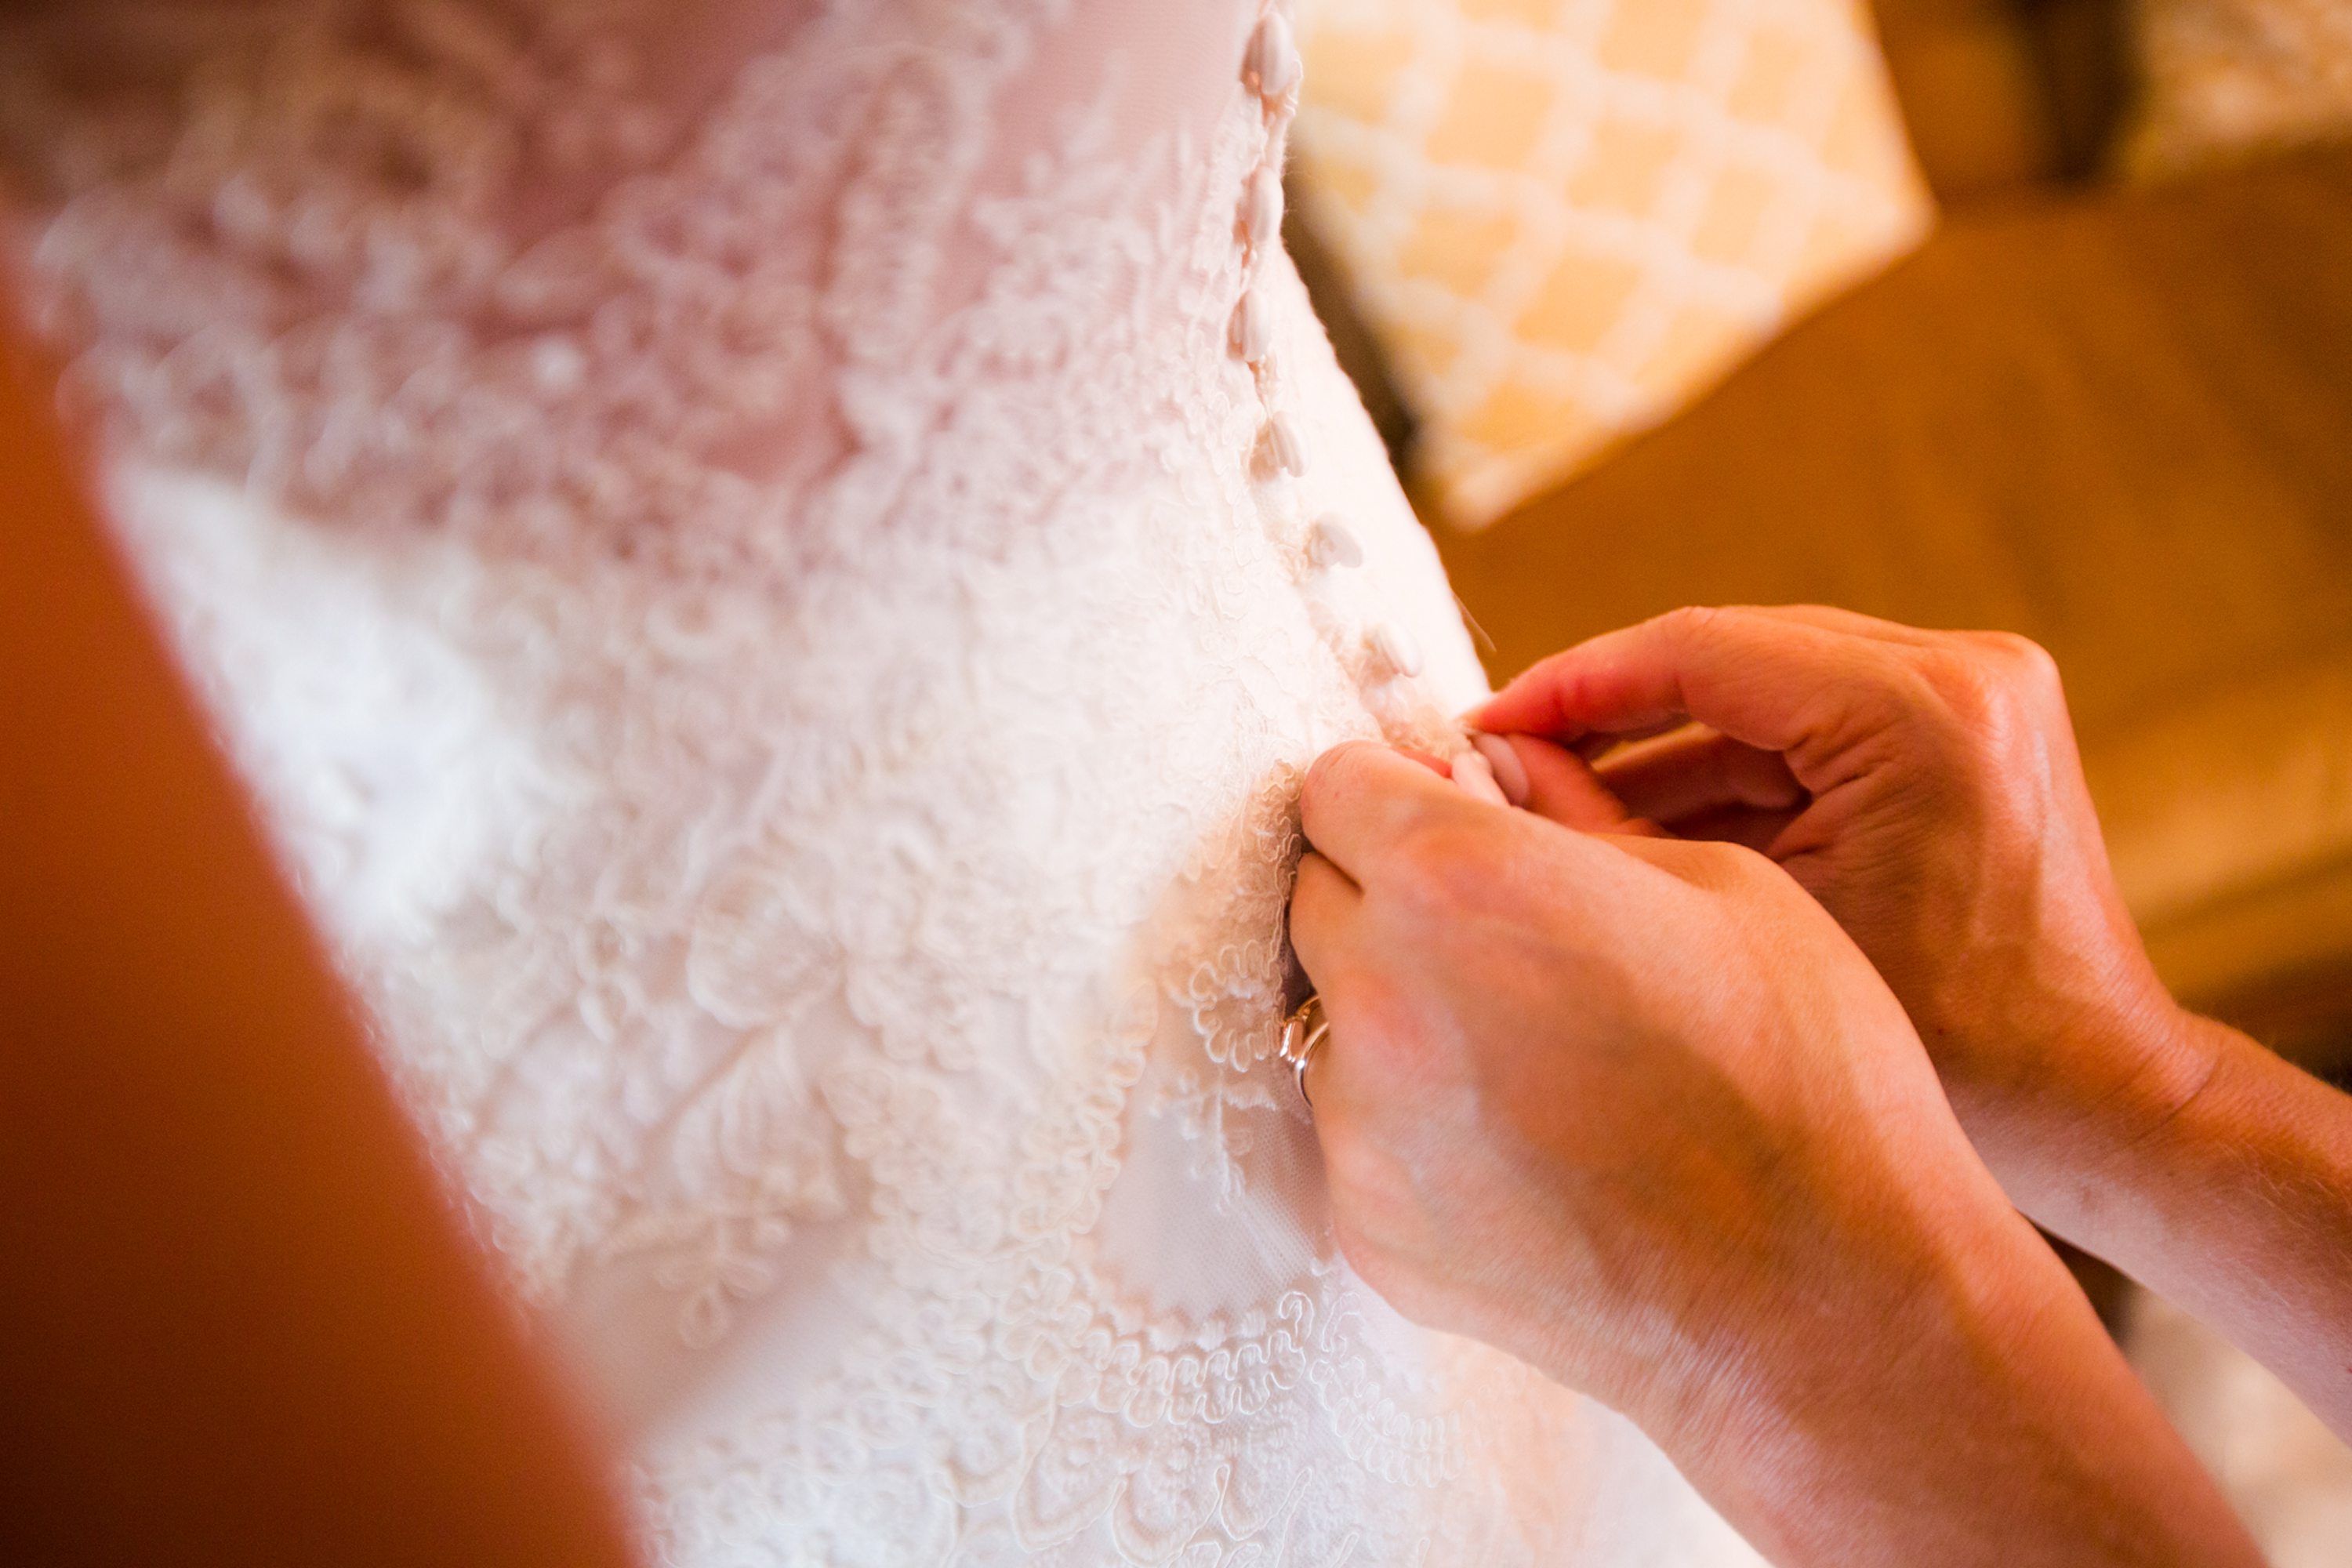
[1293,0,1933,528]
[2118,0,2352,182]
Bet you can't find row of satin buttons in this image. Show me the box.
[1233,5,1423,690]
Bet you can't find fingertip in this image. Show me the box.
[1511,734,1646,835]
[1300,739,1466,873]
[1450,746,1512,807]
[1472,647,1620,744]
[1469,731,1529,807]
[1463,672,1528,731]
[1305,739,1454,799]
[1465,672,1559,738]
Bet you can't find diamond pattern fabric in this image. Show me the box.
[1293,0,1933,528]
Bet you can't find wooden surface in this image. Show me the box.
[1867,0,2132,199]
[1439,140,2352,742]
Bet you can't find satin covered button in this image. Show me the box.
[1306,514,1363,569]
[1262,413,1306,476]
[1232,287,1273,363]
[1369,622,1422,680]
[1246,13,1301,100]
[1242,165,1283,250]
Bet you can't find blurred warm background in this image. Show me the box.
[1283,0,2352,1559]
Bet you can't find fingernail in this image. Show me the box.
[1450,747,1511,807]
[1472,731,1530,807]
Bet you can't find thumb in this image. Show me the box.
[1480,732,1659,836]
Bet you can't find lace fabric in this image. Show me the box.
[3,2,1761,1562]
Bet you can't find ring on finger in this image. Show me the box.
[1279,994,1332,1109]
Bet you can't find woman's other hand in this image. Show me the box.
[1289,740,2256,1567]
[1475,608,2183,1211]
[1475,605,2352,1439]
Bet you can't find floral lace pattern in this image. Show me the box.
[4,2,1758,1563]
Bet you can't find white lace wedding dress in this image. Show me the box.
[2,2,1762,1563]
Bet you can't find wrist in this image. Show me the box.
[2012,1014,2352,1436]
[1642,1192,2267,1568]
[1936,963,2220,1207]
[1646,1199,2119,1565]
[1621,1146,2059,1470]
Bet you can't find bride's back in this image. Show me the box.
[2,3,1759,1561]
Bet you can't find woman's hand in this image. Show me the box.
[1474,606,2188,1210]
[1290,740,2257,1567]
[1475,605,2352,1440]
[1294,742,1983,1422]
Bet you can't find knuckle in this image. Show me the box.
[1672,840,1823,929]
[1980,631,2065,701]
[1679,842,1836,950]
[1927,646,1998,712]
[1688,837,1783,897]
[1920,637,2061,761]
[1915,643,2010,724]
[1658,604,1733,645]
[1384,818,1499,916]
[1931,631,2060,702]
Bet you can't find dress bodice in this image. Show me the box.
[2,4,1761,1563]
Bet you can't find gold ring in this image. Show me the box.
[1279,993,1331,1109]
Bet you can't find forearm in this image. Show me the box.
[2015,1008,2352,1439]
[1657,1202,2262,1568]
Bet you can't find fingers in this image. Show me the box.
[1300,739,1476,883]
[1468,732,1529,805]
[1472,606,1901,777]
[1449,746,1512,807]
[1595,725,1805,826]
[1287,851,1364,1116]
[1494,733,1658,836]
[1287,850,1360,989]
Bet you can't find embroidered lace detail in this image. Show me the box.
[3,0,1069,577]
[5,2,1758,1563]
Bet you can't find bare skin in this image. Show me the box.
[1479,605,2352,1443]
[1290,630,2278,1561]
